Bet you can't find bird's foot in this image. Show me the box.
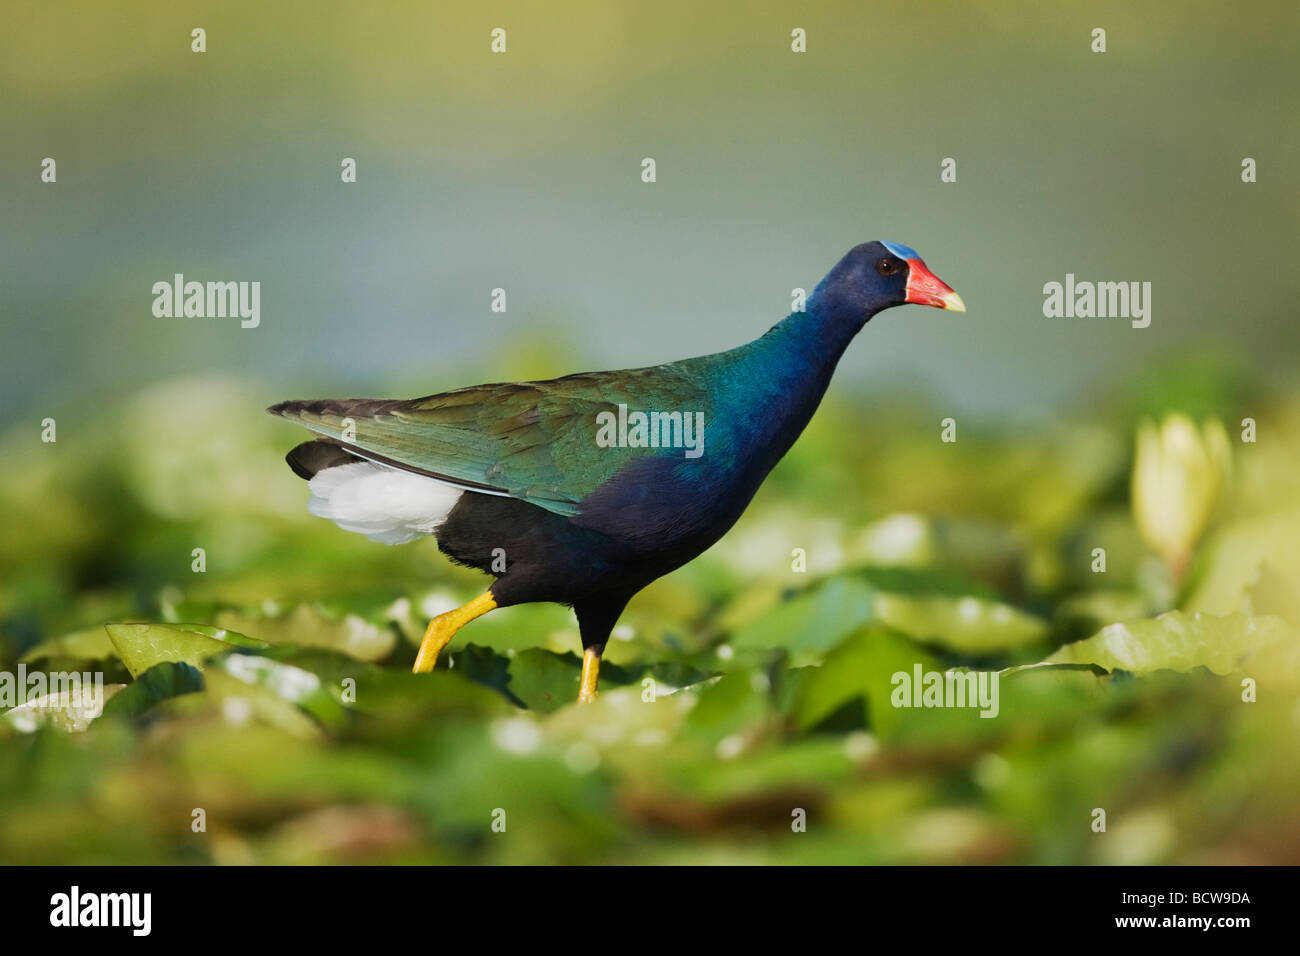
[412,591,497,674]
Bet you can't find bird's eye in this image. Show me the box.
[877,258,897,276]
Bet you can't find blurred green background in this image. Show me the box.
[1,1,1298,864]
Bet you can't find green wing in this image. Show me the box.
[269,364,708,516]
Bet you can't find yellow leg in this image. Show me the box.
[577,645,602,703]
[412,591,497,674]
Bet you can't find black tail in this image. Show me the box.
[284,439,364,481]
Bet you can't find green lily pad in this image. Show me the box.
[223,652,352,728]
[215,605,395,662]
[1055,590,1152,638]
[3,682,125,733]
[1048,610,1300,678]
[853,565,999,599]
[791,626,939,736]
[726,575,1043,662]
[203,666,323,739]
[729,577,876,663]
[873,593,1049,653]
[451,643,526,707]
[102,662,205,719]
[497,649,586,713]
[105,623,266,678]
[445,644,690,713]
[685,668,773,742]
[20,627,117,664]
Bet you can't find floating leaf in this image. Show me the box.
[444,644,689,713]
[102,662,205,719]
[790,627,938,736]
[853,564,999,599]
[202,668,321,738]
[729,577,875,663]
[215,605,394,662]
[105,623,265,678]
[3,682,125,733]
[498,649,586,713]
[726,575,1042,661]
[873,593,1049,653]
[1055,590,1151,639]
[349,669,516,731]
[20,627,117,664]
[219,652,350,729]
[260,645,379,686]
[452,644,525,707]
[685,669,773,745]
[195,652,353,738]
[1049,611,1300,678]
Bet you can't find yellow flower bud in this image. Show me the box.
[1131,414,1231,577]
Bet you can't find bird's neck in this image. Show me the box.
[719,304,874,466]
[757,303,871,376]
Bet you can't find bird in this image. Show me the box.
[268,241,964,703]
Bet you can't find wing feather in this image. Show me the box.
[268,366,708,516]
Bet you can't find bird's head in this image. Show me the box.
[810,241,965,322]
